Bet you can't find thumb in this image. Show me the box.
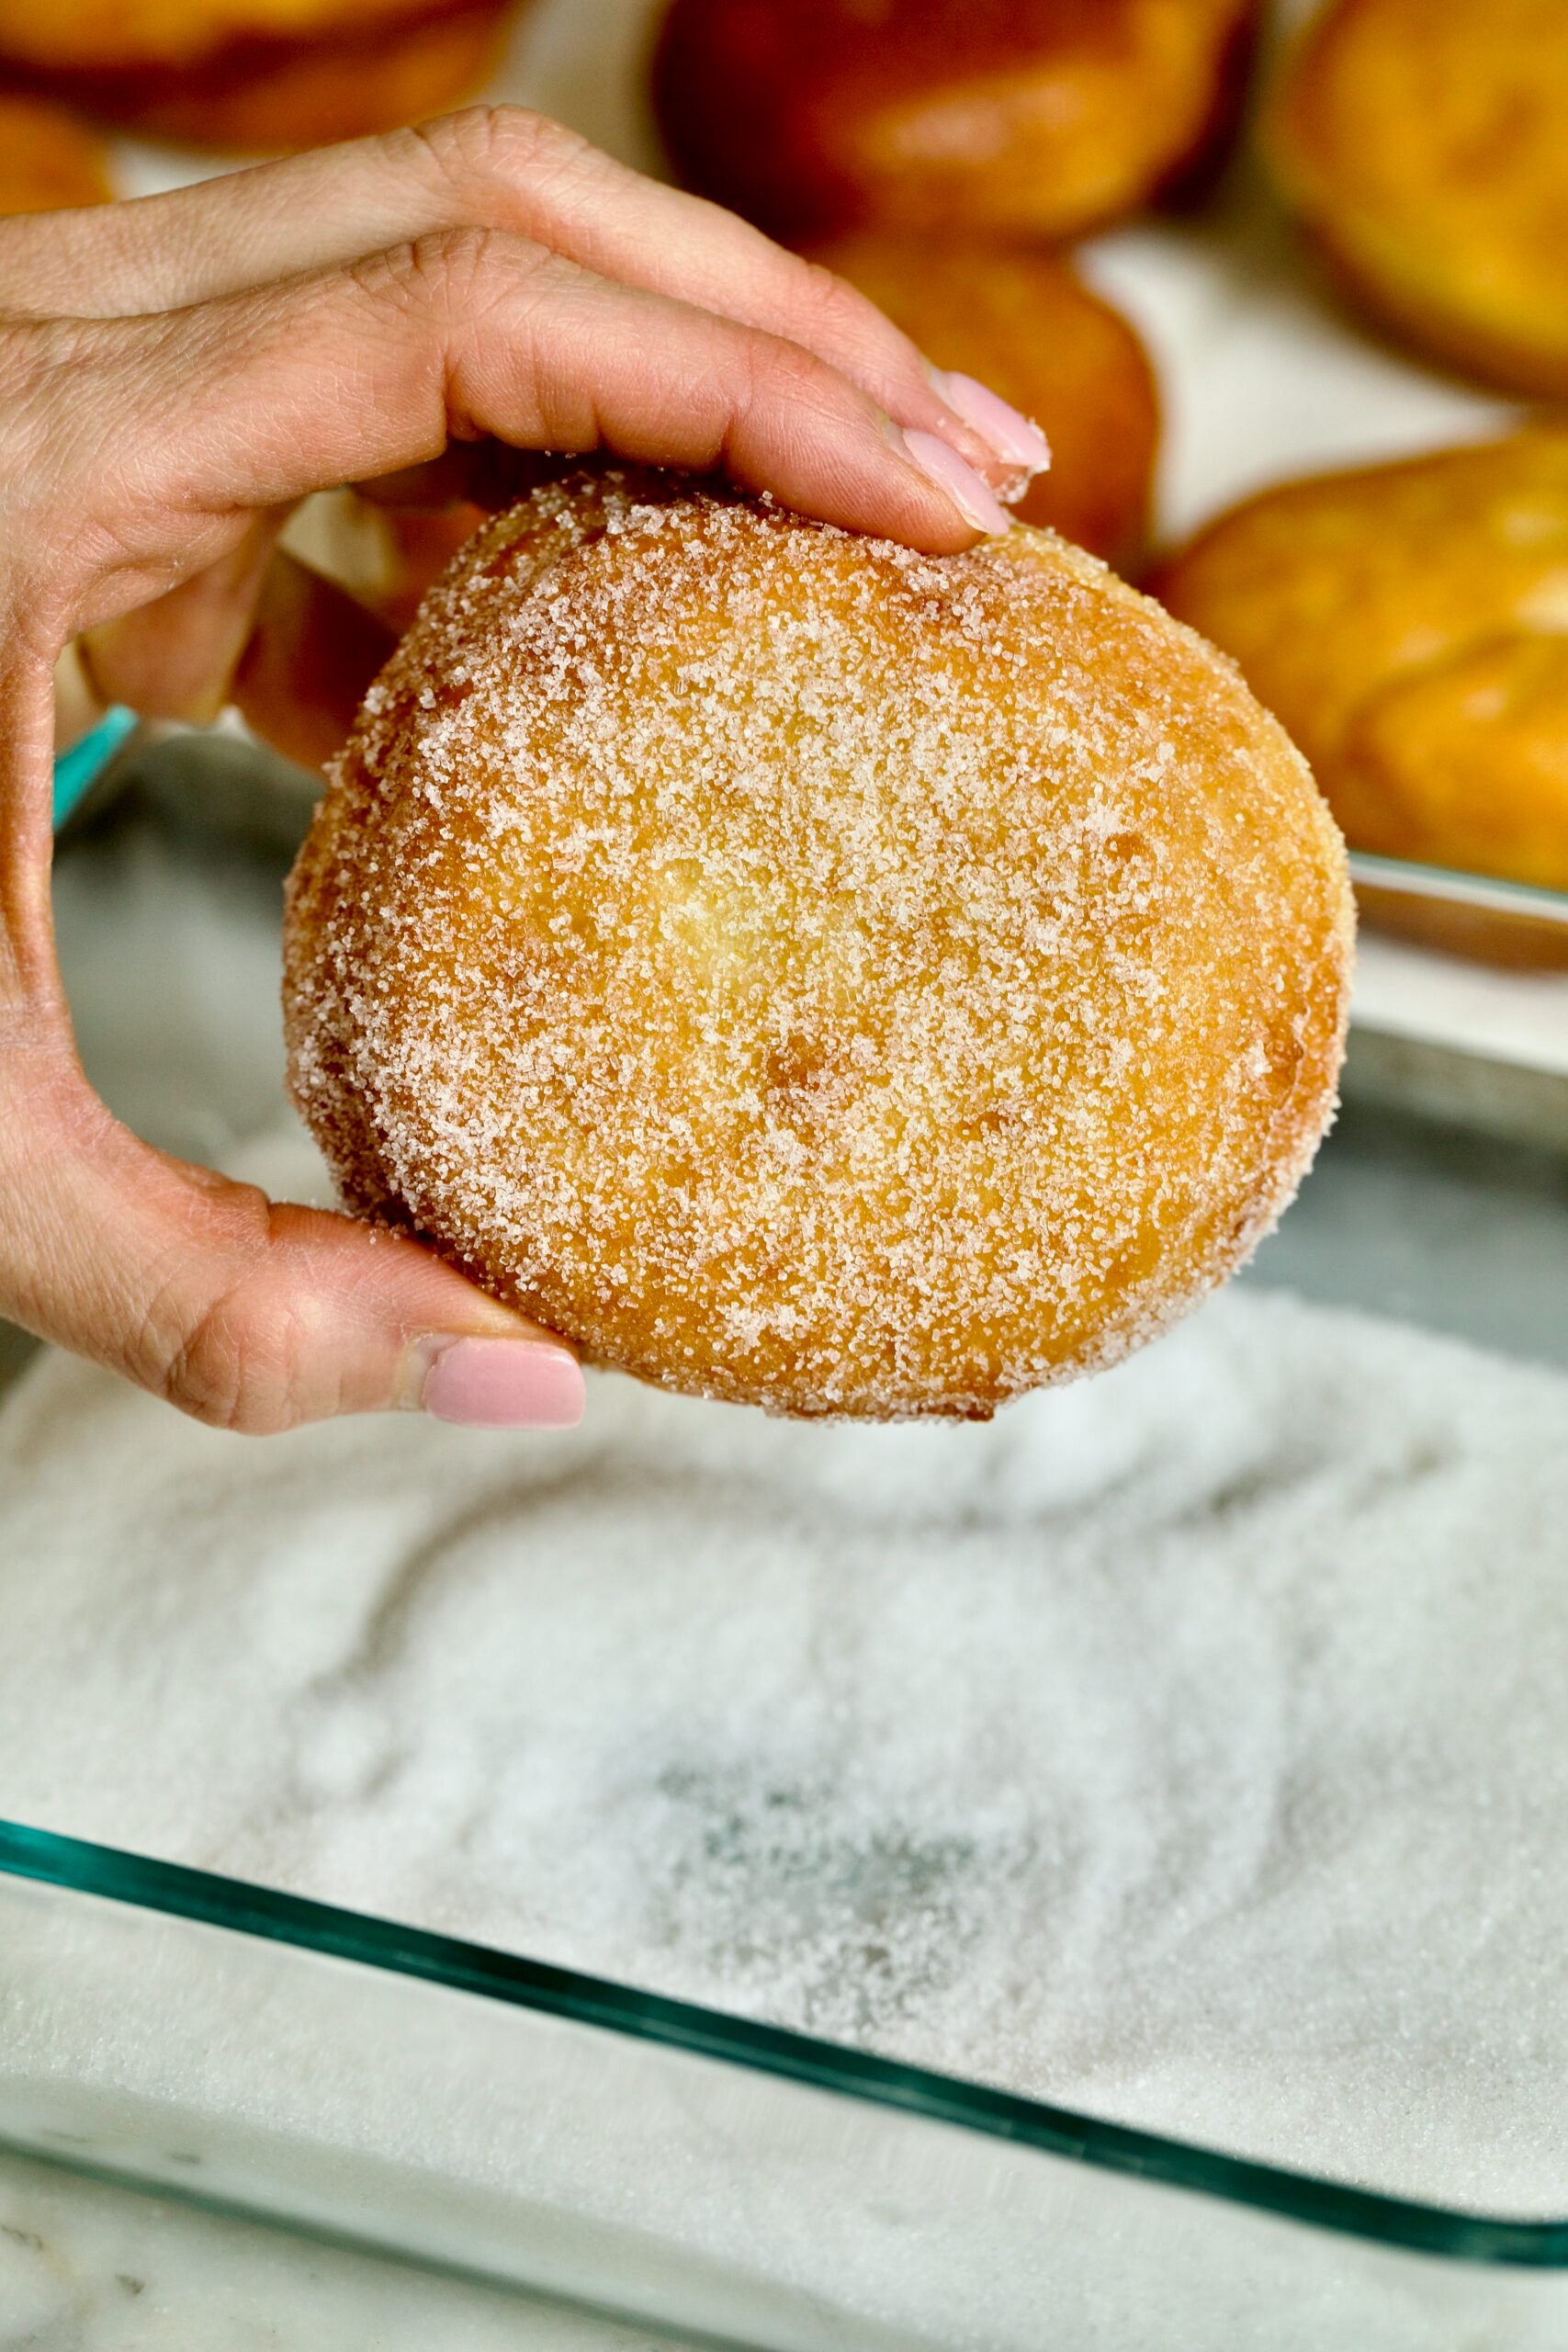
[3,1057,584,1433]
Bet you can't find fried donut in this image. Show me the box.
[284,472,1348,1420]
[0,93,110,212]
[1267,0,1568,397]
[811,233,1158,574]
[650,0,1260,244]
[0,0,515,150]
[1337,637,1568,897]
[1152,429,1568,899]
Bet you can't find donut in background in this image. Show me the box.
[0,0,520,150]
[651,0,1259,244]
[1268,0,1568,398]
[812,232,1159,574]
[0,91,110,210]
[1152,431,1568,911]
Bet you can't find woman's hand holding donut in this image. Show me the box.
[0,106,1040,1432]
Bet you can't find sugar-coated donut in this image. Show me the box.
[1267,0,1568,396]
[811,232,1158,575]
[0,94,109,212]
[1152,430,1568,898]
[651,0,1259,244]
[284,472,1349,1420]
[0,0,514,149]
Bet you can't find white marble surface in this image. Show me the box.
[0,2149,672,2351]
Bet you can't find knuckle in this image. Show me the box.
[344,228,560,431]
[161,1303,299,1436]
[727,327,779,426]
[793,255,919,379]
[412,223,497,298]
[352,227,544,321]
[344,235,438,315]
[795,257,876,343]
[148,1195,312,1436]
[748,329,835,415]
[414,103,590,196]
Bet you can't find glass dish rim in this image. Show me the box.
[5,1816,1568,2273]
[1347,848,1568,925]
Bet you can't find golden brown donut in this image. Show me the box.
[1267,0,1568,397]
[0,93,110,211]
[0,0,445,68]
[810,233,1159,575]
[1337,635,1568,896]
[283,472,1349,1420]
[650,0,1259,244]
[1151,429,1568,903]
[0,0,516,150]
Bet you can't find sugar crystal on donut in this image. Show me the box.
[284,471,1351,1419]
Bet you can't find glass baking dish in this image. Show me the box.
[8,748,1568,2346]
[1348,851,1568,977]
[6,1815,1568,2351]
[1341,851,1568,1153]
[0,1178,1565,2346]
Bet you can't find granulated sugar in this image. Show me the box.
[5,1128,1568,2223]
[285,477,1348,1420]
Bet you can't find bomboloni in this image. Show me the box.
[284,472,1350,1419]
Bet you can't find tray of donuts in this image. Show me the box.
[10,0,1568,1146]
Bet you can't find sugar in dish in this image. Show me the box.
[283,470,1351,1419]
[8,1231,1568,2220]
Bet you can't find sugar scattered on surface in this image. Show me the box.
[5,1128,1568,2221]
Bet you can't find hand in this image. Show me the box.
[0,107,1039,1433]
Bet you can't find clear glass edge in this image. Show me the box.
[1347,850,1568,927]
[4,1816,1566,2271]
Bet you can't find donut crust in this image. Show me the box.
[1267,0,1568,397]
[651,0,1259,244]
[0,94,109,212]
[0,0,513,149]
[285,474,1349,1420]
[810,233,1159,576]
[1151,429,1568,902]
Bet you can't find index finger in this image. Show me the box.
[31,231,1003,645]
[0,108,1004,485]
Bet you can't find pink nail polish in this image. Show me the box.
[420,1337,585,1430]
[899,428,1013,536]
[936,371,1051,478]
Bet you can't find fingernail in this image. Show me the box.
[898,428,1012,536]
[416,1336,585,1430]
[934,371,1051,478]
